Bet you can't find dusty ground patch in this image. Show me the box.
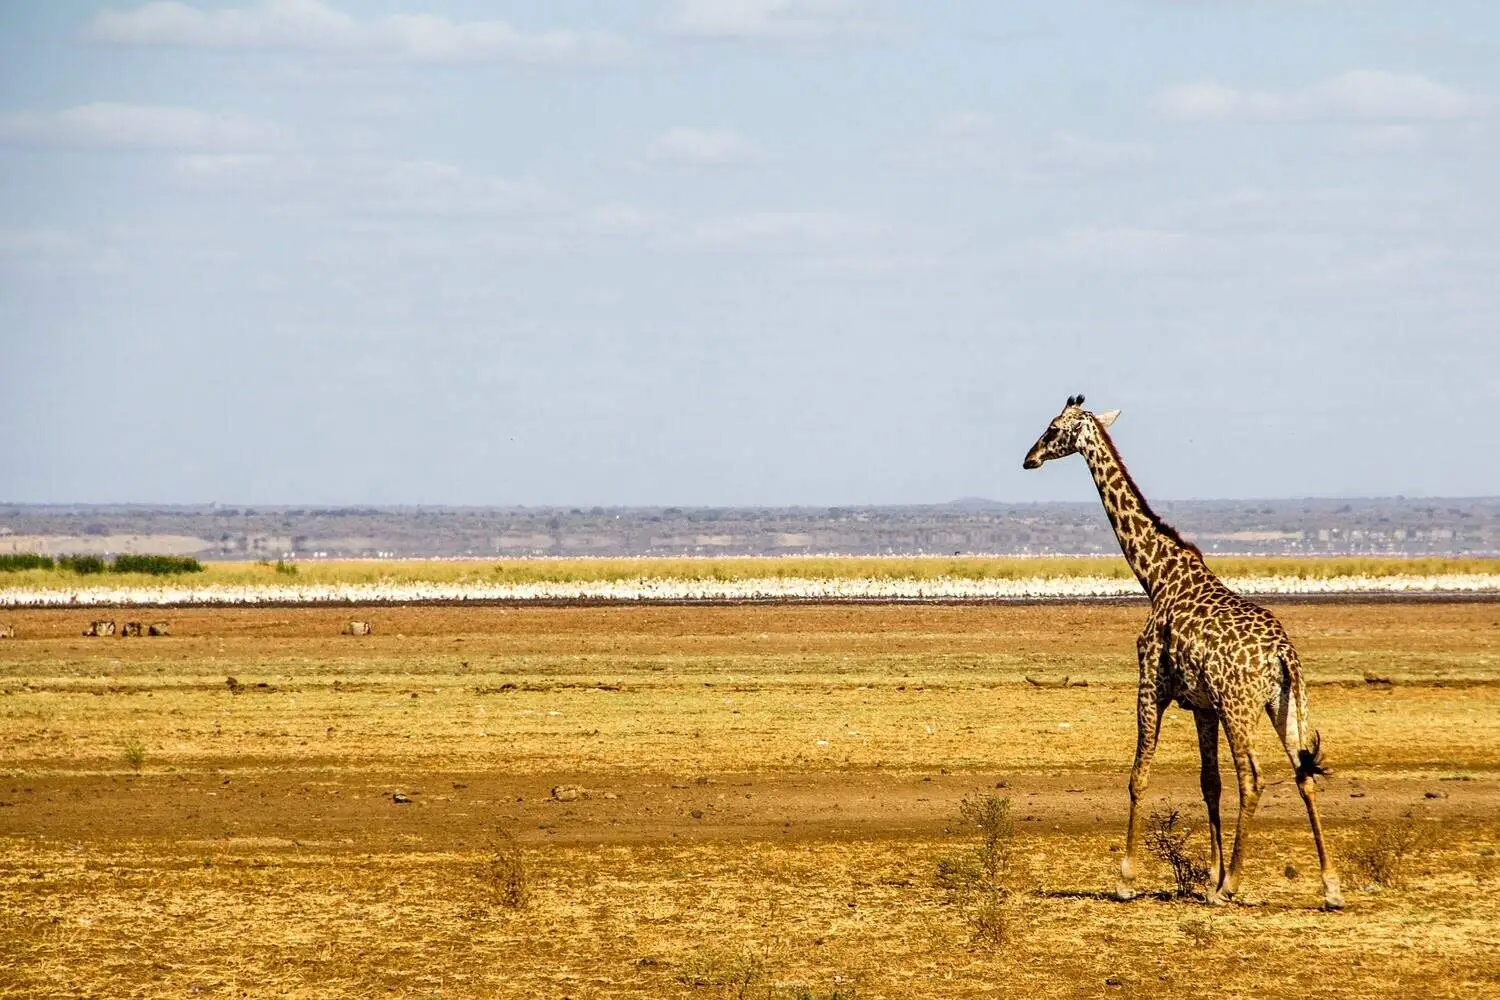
[2,602,1498,998]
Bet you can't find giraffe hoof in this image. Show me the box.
[1114,883,1137,902]
[1203,890,1225,907]
[1322,875,1344,911]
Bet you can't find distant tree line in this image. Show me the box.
[0,553,204,575]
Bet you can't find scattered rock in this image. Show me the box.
[83,620,116,637]
[1349,792,1365,798]
[1363,672,1393,686]
[1105,976,1125,987]
[1424,790,1447,799]
[0,624,14,639]
[1024,674,1070,688]
[1284,863,1300,879]
[342,620,372,636]
[392,792,412,804]
[119,621,145,638]
[550,785,584,802]
[689,809,704,820]
[147,622,170,636]
[225,676,242,695]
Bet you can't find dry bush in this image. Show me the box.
[1343,815,1433,889]
[120,737,146,771]
[1145,805,1209,898]
[485,829,529,908]
[674,947,766,996]
[935,794,1018,946]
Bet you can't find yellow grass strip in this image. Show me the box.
[1,553,1497,591]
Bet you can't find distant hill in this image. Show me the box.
[2,499,1498,559]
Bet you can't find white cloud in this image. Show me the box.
[666,0,884,42]
[86,0,628,65]
[0,102,277,151]
[798,253,940,279]
[1045,227,1191,263]
[692,210,877,248]
[651,127,761,166]
[934,110,995,138]
[170,153,559,220]
[926,113,1154,178]
[1161,71,1485,122]
[581,203,655,237]
[1345,123,1426,153]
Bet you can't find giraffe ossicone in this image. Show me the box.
[1023,397,1344,910]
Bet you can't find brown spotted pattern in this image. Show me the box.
[1024,396,1343,909]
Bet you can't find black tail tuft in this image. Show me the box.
[1296,730,1328,781]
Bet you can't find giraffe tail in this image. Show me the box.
[1281,647,1328,781]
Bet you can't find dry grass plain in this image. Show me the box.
[2,600,1499,999]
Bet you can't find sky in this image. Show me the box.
[1,1,1497,506]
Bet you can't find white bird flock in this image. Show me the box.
[2,573,1498,607]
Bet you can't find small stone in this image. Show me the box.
[1424,790,1446,799]
[1284,863,1299,879]
[392,792,412,804]
[550,785,583,802]
[1105,976,1124,987]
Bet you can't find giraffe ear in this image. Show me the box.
[1095,409,1120,428]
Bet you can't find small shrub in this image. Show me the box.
[486,830,529,908]
[121,737,146,771]
[935,794,1017,945]
[0,553,54,572]
[274,559,299,576]
[112,554,204,575]
[1344,815,1432,889]
[1145,805,1209,898]
[1179,913,1219,945]
[58,554,107,575]
[674,947,766,995]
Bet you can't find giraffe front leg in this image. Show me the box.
[1193,709,1226,905]
[1118,669,1165,900]
[1221,727,1263,901]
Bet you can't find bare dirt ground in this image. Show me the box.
[2,602,1498,998]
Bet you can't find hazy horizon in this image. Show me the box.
[4,2,1498,507]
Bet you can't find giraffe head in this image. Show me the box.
[1022,394,1120,469]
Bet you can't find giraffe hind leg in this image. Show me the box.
[1220,720,1262,901]
[1265,698,1343,910]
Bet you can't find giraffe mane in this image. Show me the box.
[1091,418,1204,560]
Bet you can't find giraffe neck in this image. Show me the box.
[1077,419,1201,599]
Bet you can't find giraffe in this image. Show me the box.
[1023,395,1343,910]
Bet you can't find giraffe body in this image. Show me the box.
[1024,395,1342,909]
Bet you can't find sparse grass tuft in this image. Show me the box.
[274,559,299,576]
[485,829,529,908]
[1180,913,1219,946]
[120,737,146,771]
[935,793,1018,945]
[1343,815,1433,889]
[1145,805,1209,898]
